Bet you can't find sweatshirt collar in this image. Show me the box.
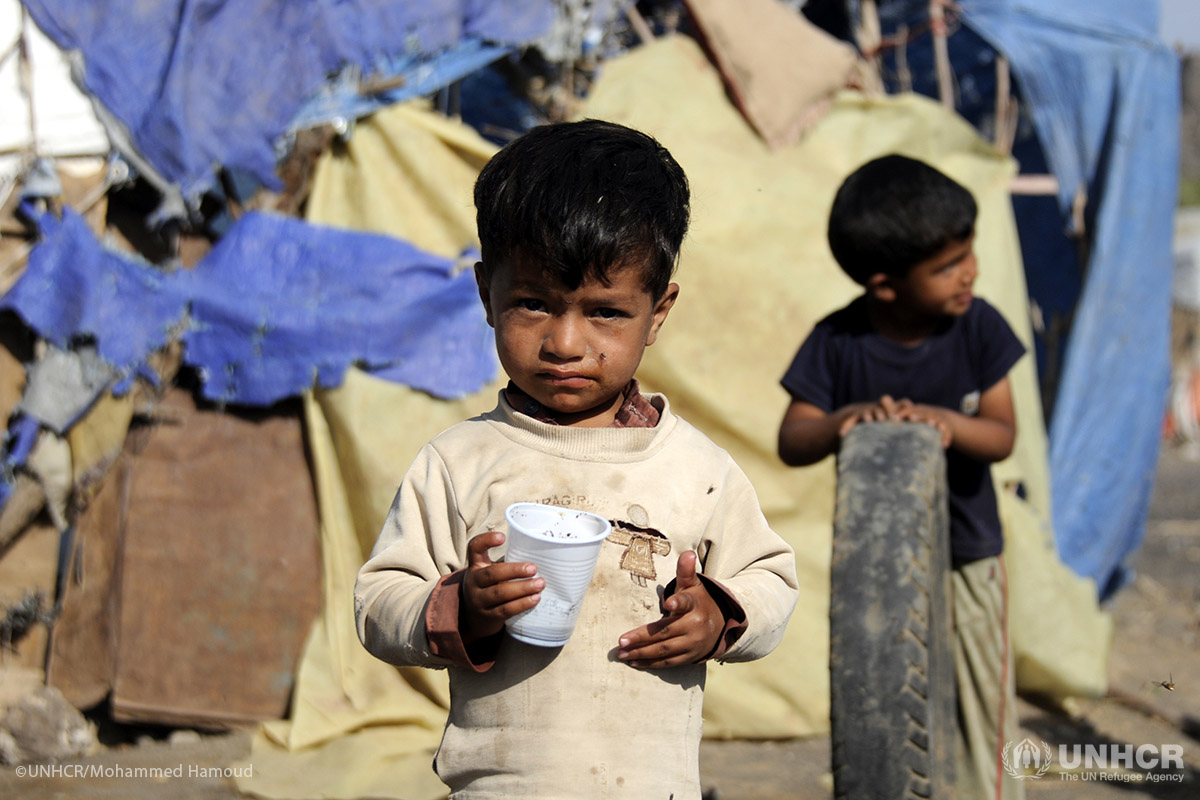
[503,379,661,429]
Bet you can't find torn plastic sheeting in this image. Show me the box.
[0,207,497,408]
[178,210,496,405]
[19,0,555,204]
[16,344,115,434]
[0,414,40,509]
[0,207,184,394]
[956,1,1178,599]
[289,38,515,134]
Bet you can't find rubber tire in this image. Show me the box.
[829,423,956,800]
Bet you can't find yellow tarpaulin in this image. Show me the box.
[238,35,1109,800]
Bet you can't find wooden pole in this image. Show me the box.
[930,0,954,108]
[858,0,884,94]
[625,5,655,46]
[896,24,912,93]
[1009,174,1059,196]
[18,6,38,156]
[994,54,1017,154]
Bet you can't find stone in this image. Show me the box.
[0,686,98,763]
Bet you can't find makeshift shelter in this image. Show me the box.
[0,0,1178,797]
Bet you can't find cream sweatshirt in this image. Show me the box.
[355,392,798,800]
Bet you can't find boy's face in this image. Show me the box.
[476,257,678,428]
[874,234,977,319]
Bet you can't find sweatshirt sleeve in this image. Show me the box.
[355,443,470,670]
[698,457,799,663]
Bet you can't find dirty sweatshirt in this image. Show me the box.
[355,391,798,800]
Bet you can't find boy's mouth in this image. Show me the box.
[539,371,592,389]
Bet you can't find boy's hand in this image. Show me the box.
[460,532,544,644]
[895,402,953,448]
[836,394,905,437]
[838,397,952,448]
[616,550,723,669]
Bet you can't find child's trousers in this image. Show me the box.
[953,555,1024,800]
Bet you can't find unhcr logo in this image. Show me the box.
[1060,743,1184,770]
[1002,739,1187,782]
[1002,738,1053,779]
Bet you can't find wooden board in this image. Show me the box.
[44,459,125,710]
[106,388,321,727]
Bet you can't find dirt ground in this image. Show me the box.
[1,445,1197,800]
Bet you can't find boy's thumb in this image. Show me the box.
[675,549,699,588]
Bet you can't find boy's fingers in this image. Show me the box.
[838,415,859,437]
[617,626,695,667]
[623,651,691,670]
[624,586,703,642]
[617,627,671,654]
[938,422,952,448]
[488,587,543,617]
[664,589,696,616]
[471,560,539,589]
[466,531,505,569]
[619,617,677,647]
[474,574,544,611]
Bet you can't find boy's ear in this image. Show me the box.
[644,282,680,346]
[866,272,896,303]
[474,262,494,327]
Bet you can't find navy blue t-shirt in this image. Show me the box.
[780,295,1025,561]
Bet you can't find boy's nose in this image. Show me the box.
[542,315,587,359]
[961,256,978,284]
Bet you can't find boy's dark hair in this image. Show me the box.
[827,154,977,285]
[474,119,689,300]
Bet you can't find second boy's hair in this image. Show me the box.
[474,119,690,300]
[827,154,977,285]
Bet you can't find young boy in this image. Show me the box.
[777,154,1025,800]
[356,119,798,800]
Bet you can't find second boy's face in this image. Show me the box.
[890,234,978,319]
[476,257,678,427]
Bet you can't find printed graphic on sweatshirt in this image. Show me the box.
[606,520,671,586]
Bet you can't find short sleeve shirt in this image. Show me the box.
[780,296,1025,561]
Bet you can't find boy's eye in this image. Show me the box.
[593,307,626,320]
[517,298,546,312]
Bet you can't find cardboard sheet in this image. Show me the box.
[240,35,1109,799]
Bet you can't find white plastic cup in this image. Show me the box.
[503,502,612,647]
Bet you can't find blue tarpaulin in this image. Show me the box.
[828,0,1180,597]
[966,2,1179,599]
[1,208,496,407]
[18,0,554,205]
